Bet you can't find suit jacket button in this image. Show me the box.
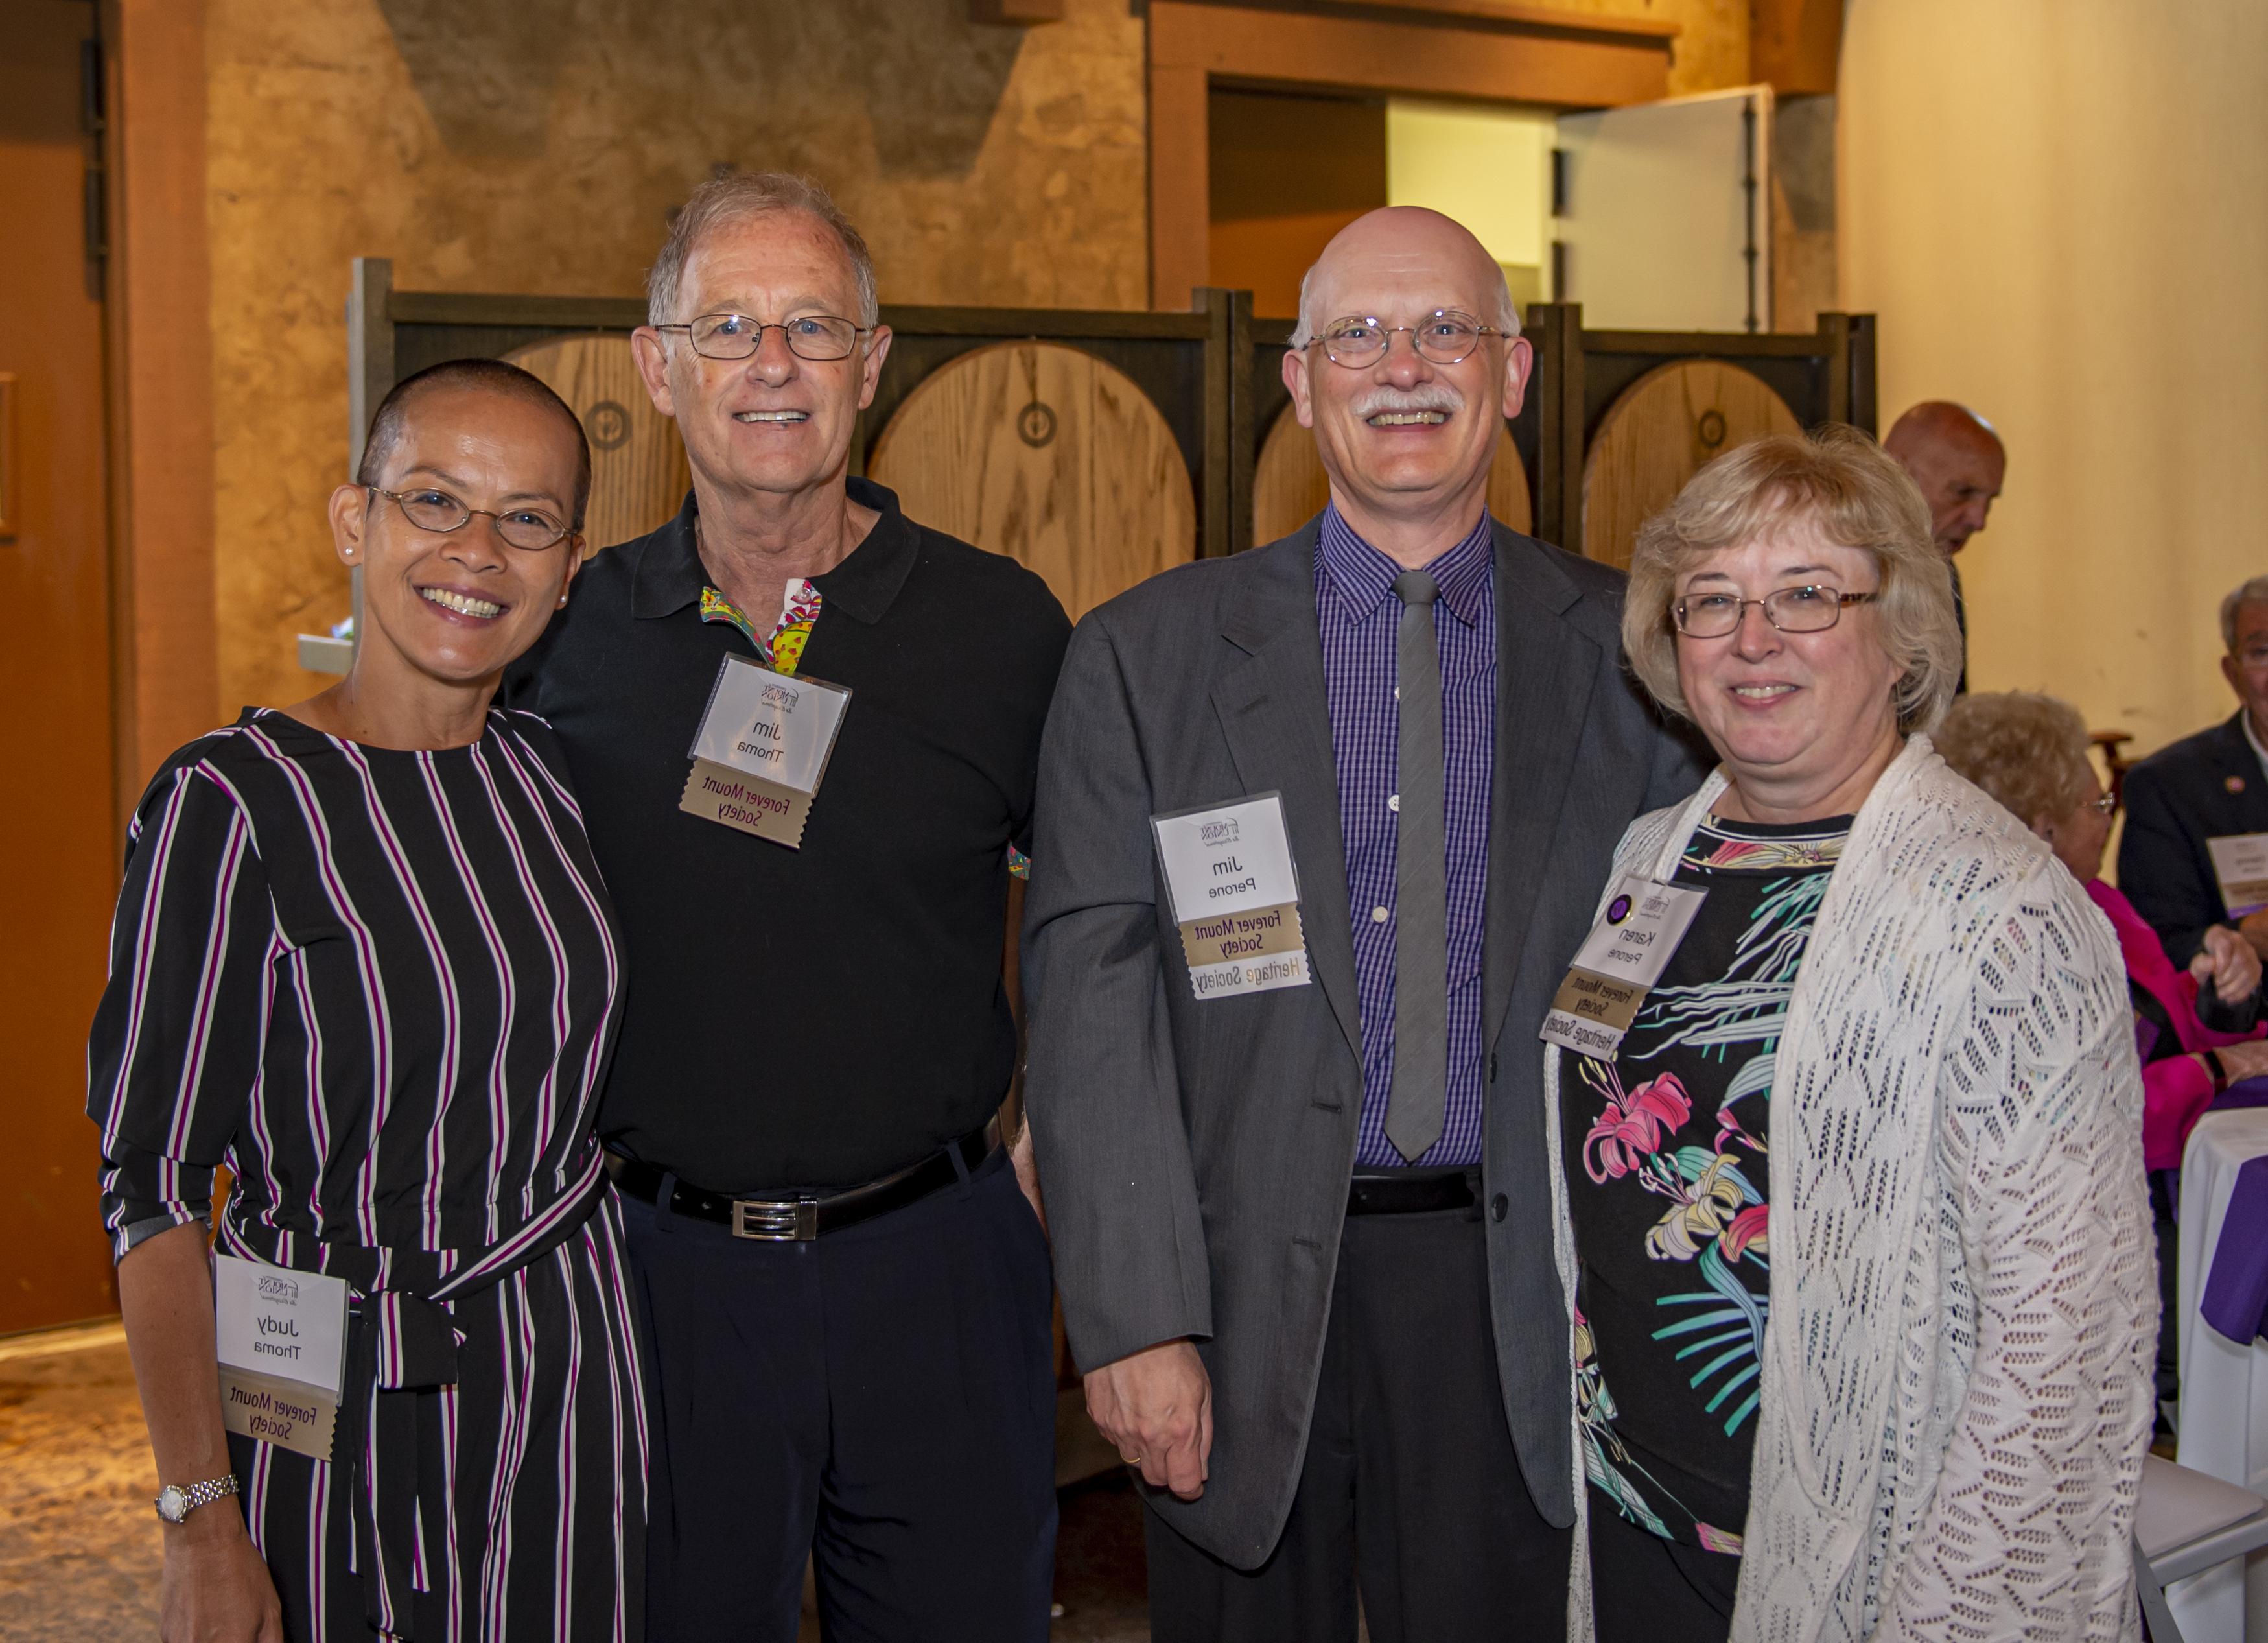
[1490,1193,1508,1222]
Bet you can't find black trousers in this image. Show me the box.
[1144,1194,1571,1642]
[620,1144,1058,1642]
[1588,1502,1737,1643]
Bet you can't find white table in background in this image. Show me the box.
[2175,1108,2268,1641]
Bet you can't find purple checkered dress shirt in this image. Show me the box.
[1315,504,1495,1170]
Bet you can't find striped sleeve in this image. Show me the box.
[86,762,276,1259]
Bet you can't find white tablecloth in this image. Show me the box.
[2175,1109,2268,1641]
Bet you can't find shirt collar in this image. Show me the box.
[629,476,918,626]
[2243,708,2268,783]
[1315,502,1493,627]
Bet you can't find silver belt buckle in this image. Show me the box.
[730,1195,820,1241]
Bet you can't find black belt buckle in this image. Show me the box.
[729,1195,820,1242]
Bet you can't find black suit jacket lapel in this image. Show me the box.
[1210,528,1364,1065]
[1481,529,1598,1051]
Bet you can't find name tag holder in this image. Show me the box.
[213,1252,349,1461]
[2208,833,2268,920]
[1152,792,1313,999]
[679,653,853,849]
[1539,874,1707,1060]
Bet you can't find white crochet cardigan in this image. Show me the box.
[1547,736,2155,1642]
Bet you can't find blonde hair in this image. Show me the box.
[1934,691,2096,830]
[1621,425,1962,735]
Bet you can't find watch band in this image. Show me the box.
[2204,1048,2231,1094]
[154,1474,240,1523]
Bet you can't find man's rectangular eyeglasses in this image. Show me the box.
[1309,311,1510,368]
[1673,585,1877,637]
[370,487,572,552]
[655,313,871,362]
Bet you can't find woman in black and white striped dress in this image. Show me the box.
[89,361,646,1642]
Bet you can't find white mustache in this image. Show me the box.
[1350,384,1465,418]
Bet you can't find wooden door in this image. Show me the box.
[0,2,125,1331]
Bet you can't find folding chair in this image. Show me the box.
[2133,1454,2268,1642]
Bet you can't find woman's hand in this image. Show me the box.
[2192,925,2263,1006]
[2208,1039,2268,1086]
[159,1504,283,1642]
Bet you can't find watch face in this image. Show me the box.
[156,1485,188,1523]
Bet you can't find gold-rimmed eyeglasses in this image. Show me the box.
[369,486,574,552]
[1308,310,1511,368]
[1672,584,1876,638]
[655,313,871,362]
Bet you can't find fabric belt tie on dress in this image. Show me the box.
[218,1148,610,1638]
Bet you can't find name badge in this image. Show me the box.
[2208,833,2268,919]
[679,653,852,849]
[1151,793,1313,999]
[213,1253,349,1461]
[1539,875,1707,1060]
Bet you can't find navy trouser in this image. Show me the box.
[620,1144,1057,1642]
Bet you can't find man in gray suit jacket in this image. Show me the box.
[1022,207,1707,1640]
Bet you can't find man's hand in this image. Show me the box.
[1009,1118,1046,1233]
[1084,1339,1213,1501]
[160,1505,285,1642]
[2193,925,2265,1006]
[2234,909,2268,965]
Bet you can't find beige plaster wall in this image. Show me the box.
[1841,0,2268,758]
[207,0,1147,715]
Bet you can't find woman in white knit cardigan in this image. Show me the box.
[1549,426,2154,1642]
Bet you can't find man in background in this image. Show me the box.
[1884,399,2005,690]
[2121,574,2268,967]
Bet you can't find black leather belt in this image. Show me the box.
[1346,1167,1479,1216]
[606,1122,998,1242]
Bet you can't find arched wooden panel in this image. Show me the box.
[1252,401,1532,545]
[502,333,690,551]
[1581,359,1801,571]
[868,342,1195,621]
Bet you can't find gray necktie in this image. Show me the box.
[1387,569,1448,1164]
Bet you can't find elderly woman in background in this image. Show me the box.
[1548,427,2153,1642]
[1936,688,2267,1424]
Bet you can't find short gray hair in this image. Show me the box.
[1623,425,1963,737]
[2221,574,2268,652]
[646,171,878,329]
[1286,257,1522,350]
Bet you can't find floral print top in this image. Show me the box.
[1563,810,1851,1555]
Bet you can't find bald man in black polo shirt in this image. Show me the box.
[507,172,1069,1641]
